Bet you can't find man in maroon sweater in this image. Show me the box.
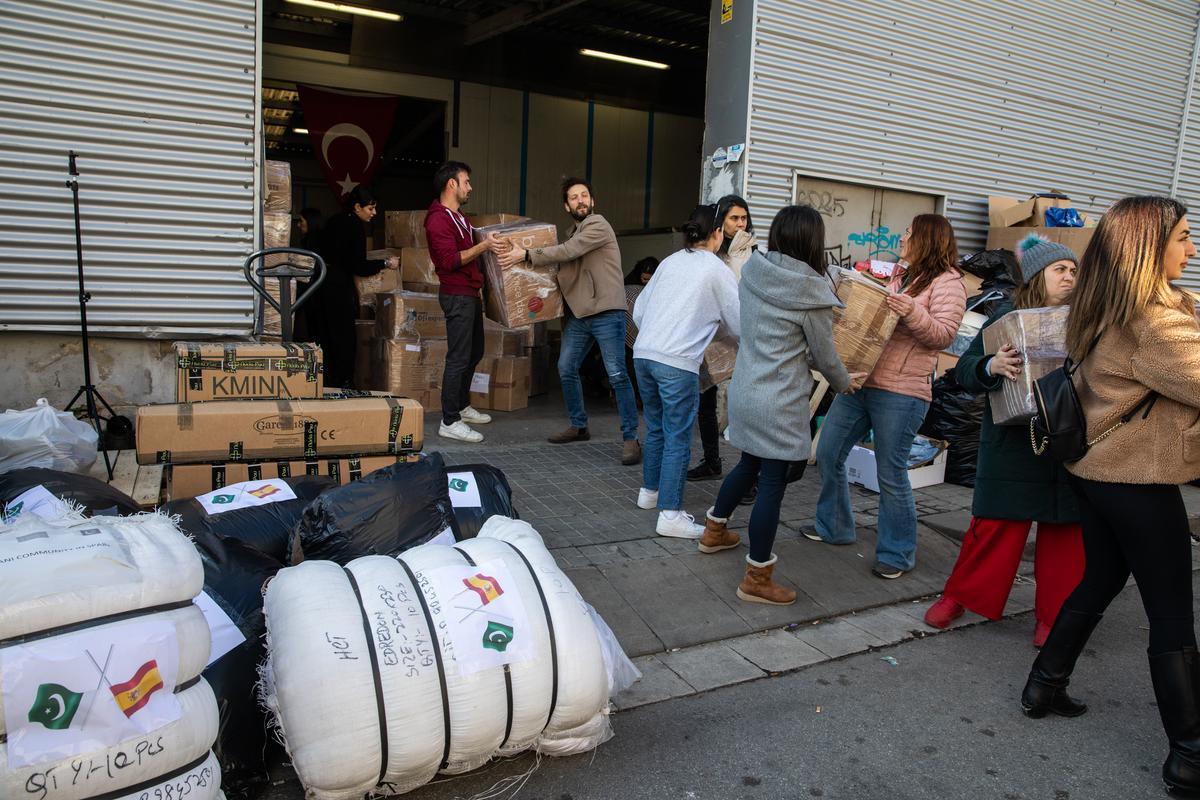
[425,161,500,443]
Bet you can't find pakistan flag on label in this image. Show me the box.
[196,479,297,516]
[446,471,481,509]
[1,618,181,768]
[420,560,534,675]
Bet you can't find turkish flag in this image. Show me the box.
[297,85,399,201]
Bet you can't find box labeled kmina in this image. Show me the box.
[168,455,413,499]
[135,396,423,465]
[174,342,323,402]
[982,306,1070,425]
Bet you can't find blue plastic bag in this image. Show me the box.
[1044,207,1084,228]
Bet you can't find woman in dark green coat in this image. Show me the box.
[924,235,1083,647]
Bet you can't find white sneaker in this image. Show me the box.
[460,406,492,424]
[439,420,484,443]
[656,511,704,539]
[636,488,659,509]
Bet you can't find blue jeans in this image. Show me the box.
[634,359,699,510]
[815,388,929,571]
[559,309,640,440]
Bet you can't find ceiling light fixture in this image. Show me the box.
[285,0,402,22]
[580,48,669,70]
[293,127,309,134]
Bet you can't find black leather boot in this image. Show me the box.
[1149,647,1200,797]
[1021,610,1102,718]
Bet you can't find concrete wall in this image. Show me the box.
[0,334,175,414]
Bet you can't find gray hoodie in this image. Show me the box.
[727,250,852,462]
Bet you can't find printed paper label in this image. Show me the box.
[196,479,297,515]
[446,472,482,509]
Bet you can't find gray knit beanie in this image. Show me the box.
[1016,233,1077,283]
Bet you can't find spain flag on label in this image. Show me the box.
[463,573,504,605]
[109,660,164,717]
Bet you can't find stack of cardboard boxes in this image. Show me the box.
[261,160,293,339]
[986,192,1096,257]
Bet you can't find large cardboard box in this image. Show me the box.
[261,211,292,338]
[988,196,1036,228]
[401,247,438,285]
[469,356,531,411]
[846,439,948,493]
[982,305,1069,425]
[385,210,427,248]
[174,342,323,402]
[831,270,901,376]
[354,267,401,318]
[353,320,374,389]
[468,213,527,229]
[474,221,564,327]
[372,336,448,411]
[700,337,737,392]
[168,455,411,500]
[526,345,550,396]
[986,225,1095,259]
[135,396,423,465]
[483,319,526,356]
[375,291,447,339]
[265,160,292,213]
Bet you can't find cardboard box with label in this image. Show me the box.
[168,454,416,500]
[474,221,564,327]
[982,305,1069,425]
[372,336,448,411]
[845,439,948,493]
[831,270,901,376]
[385,210,427,248]
[174,342,323,402]
[354,267,401,318]
[469,356,531,411]
[375,291,447,339]
[135,396,423,465]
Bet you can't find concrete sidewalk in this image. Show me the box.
[429,391,1200,660]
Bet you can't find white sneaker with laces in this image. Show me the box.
[656,511,704,539]
[636,488,658,509]
[439,420,484,443]
[460,406,492,424]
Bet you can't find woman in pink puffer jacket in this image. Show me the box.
[808,214,968,579]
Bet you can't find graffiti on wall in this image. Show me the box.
[847,226,901,261]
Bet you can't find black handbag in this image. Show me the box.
[1030,355,1157,462]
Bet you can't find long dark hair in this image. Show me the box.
[681,204,719,250]
[767,205,826,275]
[902,214,958,297]
[716,194,754,234]
[625,256,659,285]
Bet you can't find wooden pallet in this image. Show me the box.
[85,450,164,508]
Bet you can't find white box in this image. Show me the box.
[845,443,947,493]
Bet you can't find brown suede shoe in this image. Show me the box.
[698,515,739,554]
[736,556,797,605]
[548,426,590,444]
[621,439,642,466]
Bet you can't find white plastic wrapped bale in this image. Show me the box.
[0,679,219,800]
[106,749,223,800]
[262,516,613,800]
[0,513,204,641]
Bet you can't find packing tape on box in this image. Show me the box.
[386,397,403,454]
[176,344,321,380]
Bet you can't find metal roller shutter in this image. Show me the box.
[743,0,1200,280]
[0,0,259,336]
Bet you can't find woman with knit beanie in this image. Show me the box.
[924,233,1083,646]
[1018,197,1200,797]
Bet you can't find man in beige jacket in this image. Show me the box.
[498,178,641,465]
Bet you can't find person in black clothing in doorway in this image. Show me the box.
[311,186,397,388]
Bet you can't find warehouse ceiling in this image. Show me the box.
[264,0,710,115]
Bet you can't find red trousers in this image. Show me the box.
[942,517,1085,625]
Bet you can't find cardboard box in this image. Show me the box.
[399,247,438,285]
[468,213,527,229]
[375,291,447,339]
[982,305,1069,425]
[701,337,738,392]
[1031,194,1073,226]
[403,281,440,295]
[986,226,1095,259]
[831,270,901,376]
[385,210,427,248]
[961,271,984,297]
[474,221,564,327]
[988,196,1036,228]
[261,212,292,338]
[174,341,323,402]
[354,268,402,318]
[265,160,292,213]
[353,320,374,389]
[372,336,448,411]
[167,455,410,500]
[469,356,531,411]
[845,439,948,493]
[483,319,526,356]
[526,345,550,396]
[936,351,960,376]
[135,396,423,465]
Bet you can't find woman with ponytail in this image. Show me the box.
[631,205,741,539]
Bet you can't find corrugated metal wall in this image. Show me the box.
[0,0,258,336]
[744,0,1200,288]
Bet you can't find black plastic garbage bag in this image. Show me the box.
[959,248,1020,284]
[192,529,285,795]
[166,475,335,564]
[0,466,141,517]
[919,370,986,487]
[291,453,456,564]
[444,463,518,540]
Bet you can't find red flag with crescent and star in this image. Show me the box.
[296,85,400,201]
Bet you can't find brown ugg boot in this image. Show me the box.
[698,508,739,554]
[736,554,797,605]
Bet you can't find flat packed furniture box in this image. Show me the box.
[174,341,323,402]
[135,396,423,465]
[981,305,1070,425]
[168,454,414,499]
[474,221,564,327]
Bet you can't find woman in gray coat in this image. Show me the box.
[698,205,867,604]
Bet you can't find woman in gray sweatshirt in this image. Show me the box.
[698,205,867,605]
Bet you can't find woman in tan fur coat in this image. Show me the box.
[1018,196,1200,797]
